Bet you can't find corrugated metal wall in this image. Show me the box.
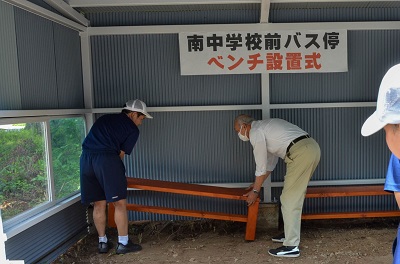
[53,23,84,108]
[271,30,400,104]
[5,202,88,264]
[88,6,400,222]
[0,1,21,110]
[91,34,260,107]
[1,3,86,263]
[0,4,84,110]
[272,108,390,182]
[124,110,261,183]
[15,8,59,109]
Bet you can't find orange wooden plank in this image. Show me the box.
[302,210,400,220]
[245,200,259,241]
[126,204,248,222]
[126,177,255,201]
[305,185,389,198]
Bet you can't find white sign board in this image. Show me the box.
[179,30,347,75]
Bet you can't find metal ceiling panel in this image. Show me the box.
[69,0,400,14]
[78,3,259,14]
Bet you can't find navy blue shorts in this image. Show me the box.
[80,151,127,204]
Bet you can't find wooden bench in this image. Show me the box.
[108,177,260,241]
[302,185,400,220]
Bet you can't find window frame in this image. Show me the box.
[0,114,86,238]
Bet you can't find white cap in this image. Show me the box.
[361,64,400,136]
[123,99,153,119]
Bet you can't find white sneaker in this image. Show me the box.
[268,246,300,258]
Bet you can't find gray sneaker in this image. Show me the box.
[268,246,300,258]
[271,233,285,243]
[116,240,142,254]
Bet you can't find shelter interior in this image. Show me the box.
[0,0,400,262]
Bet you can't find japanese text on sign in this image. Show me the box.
[179,30,347,75]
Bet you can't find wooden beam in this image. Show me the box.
[126,204,248,222]
[302,211,400,220]
[305,185,390,198]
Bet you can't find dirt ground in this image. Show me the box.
[53,218,398,264]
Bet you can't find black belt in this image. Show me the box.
[286,135,310,154]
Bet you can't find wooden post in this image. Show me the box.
[245,199,260,241]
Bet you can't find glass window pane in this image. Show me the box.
[50,118,85,200]
[0,123,48,221]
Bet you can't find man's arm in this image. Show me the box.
[119,150,125,159]
[395,192,400,209]
[244,171,272,206]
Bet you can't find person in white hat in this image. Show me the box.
[80,99,152,255]
[361,63,400,263]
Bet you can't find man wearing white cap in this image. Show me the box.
[361,64,400,263]
[80,99,152,254]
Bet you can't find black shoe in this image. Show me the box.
[271,233,285,243]
[116,240,142,254]
[268,246,300,258]
[98,241,113,254]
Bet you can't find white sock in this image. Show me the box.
[99,235,107,243]
[118,235,129,245]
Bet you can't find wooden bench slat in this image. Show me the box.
[302,210,400,220]
[127,177,249,201]
[126,204,248,222]
[305,185,389,198]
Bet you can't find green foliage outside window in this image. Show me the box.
[0,123,47,221]
[0,117,85,221]
[50,118,85,200]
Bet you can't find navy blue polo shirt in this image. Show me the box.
[82,113,139,155]
[384,154,400,193]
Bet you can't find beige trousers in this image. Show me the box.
[281,137,321,247]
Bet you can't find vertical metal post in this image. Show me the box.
[80,31,94,132]
[44,121,55,201]
[260,0,272,203]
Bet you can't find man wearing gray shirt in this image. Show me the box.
[234,114,320,258]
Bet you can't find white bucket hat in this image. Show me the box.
[123,99,153,119]
[361,64,400,136]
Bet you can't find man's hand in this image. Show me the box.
[243,190,259,206]
[243,172,271,206]
[245,183,255,190]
